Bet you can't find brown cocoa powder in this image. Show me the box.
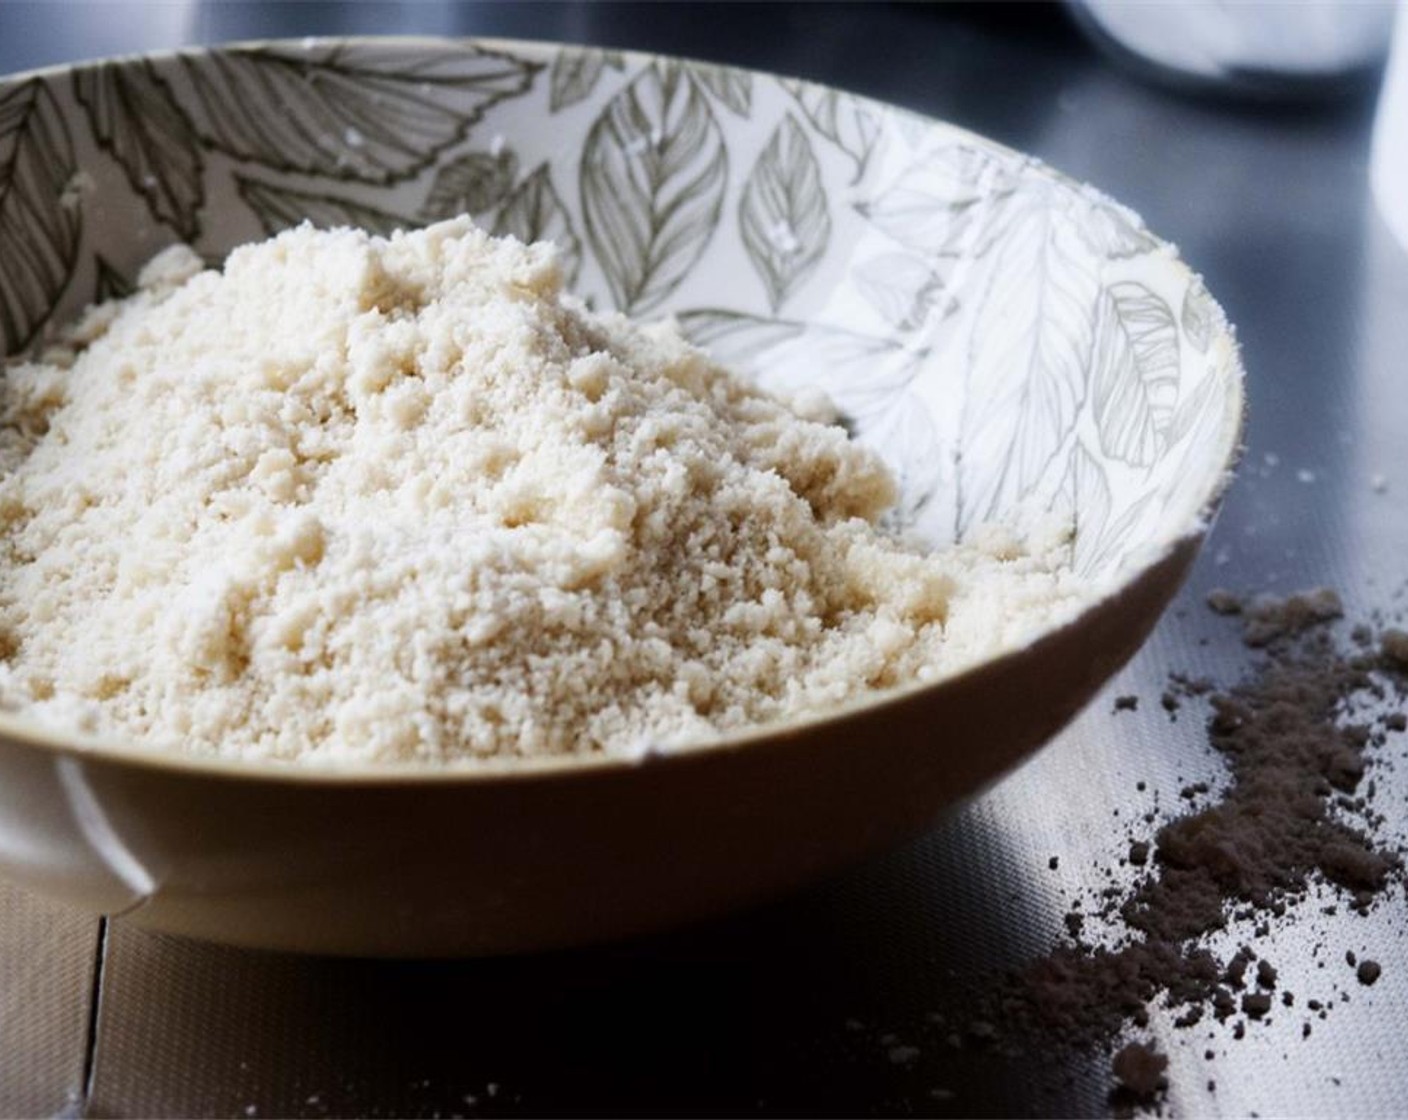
[968,588,1405,1110]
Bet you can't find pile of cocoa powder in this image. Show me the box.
[912,589,1408,1115]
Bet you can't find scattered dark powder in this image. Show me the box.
[1382,630,1408,669]
[1240,587,1343,647]
[1115,695,1140,713]
[1255,960,1278,989]
[1109,1041,1168,1115]
[1206,588,1242,616]
[948,588,1406,1107]
[1224,947,1254,989]
[1241,992,1272,1019]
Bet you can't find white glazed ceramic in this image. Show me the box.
[0,38,1243,955]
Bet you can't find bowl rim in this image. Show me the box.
[0,34,1248,786]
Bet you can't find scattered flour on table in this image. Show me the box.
[0,219,1089,766]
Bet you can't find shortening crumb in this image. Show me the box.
[0,220,1088,766]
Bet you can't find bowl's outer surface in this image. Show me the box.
[0,38,1242,955]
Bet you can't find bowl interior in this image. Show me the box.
[1,37,1241,589]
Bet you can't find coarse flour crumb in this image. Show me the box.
[0,220,1088,766]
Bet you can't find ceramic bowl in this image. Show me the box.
[0,37,1242,956]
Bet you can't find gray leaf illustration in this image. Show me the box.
[237,176,413,238]
[492,164,583,285]
[869,392,941,529]
[678,307,807,359]
[94,255,135,303]
[1084,489,1156,577]
[1092,281,1180,467]
[74,61,204,241]
[739,115,830,310]
[678,308,915,419]
[180,44,539,185]
[855,144,1018,258]
[0,80,80,355]
[694,66,752,117]
[1181,276,1215,354]
[1057,442,1112,573]
[581,64,727,314]
[781,78,881,181]
[1161,365,1232,515]
[679,308,902,373]
[958,203,1097,532]
[1074,197,1158,260]
[1166,367,1221,449]
[850,252,952,330]
[421,148,519,220]
[549,48,625,113]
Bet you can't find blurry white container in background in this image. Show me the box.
[1374,3,1408,251]
[1072,0,1395,96]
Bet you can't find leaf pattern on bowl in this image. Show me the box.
[178,44,539,184]
[421,147,519,220]
[1057,441,1111,572]
[73,61,204,241]
[780,79,880,182]
[1092,281,1180,467]
[1161,354,1231,517]
[93,255,135,303]
[492,163,583,286]
[739,115,829,311]
[1074,197,1159,260]
[1181,277,1216,354]
[548,47,625,113]
[856,143,1018,259]
[581,63,727,314]
[0,39,1240,583]
[850,252,954,331]
[238,175,412,238]
[0,79,79,355]
[957,191,1098,533]
[693,66,752,118]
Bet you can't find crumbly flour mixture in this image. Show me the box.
[0,219,1085,766]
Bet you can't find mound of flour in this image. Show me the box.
[0,220,1085,765]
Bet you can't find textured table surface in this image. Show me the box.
[2,3,1406,1117]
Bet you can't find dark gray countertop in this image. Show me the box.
[2,3,1406,1117]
